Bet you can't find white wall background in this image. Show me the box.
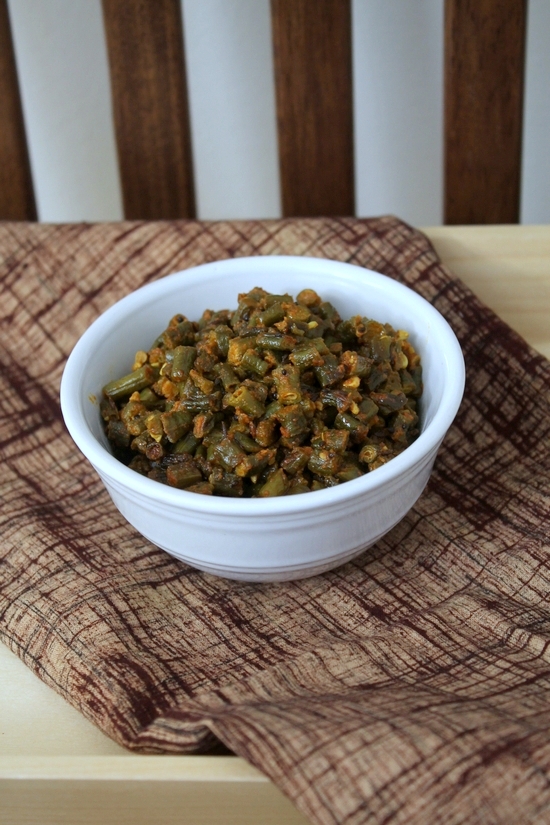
[7,0,550,225]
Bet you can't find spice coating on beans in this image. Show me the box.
[101,287,423,497]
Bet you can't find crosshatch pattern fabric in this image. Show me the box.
[1,217,550,825]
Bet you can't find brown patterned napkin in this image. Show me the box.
[1,217,549,825]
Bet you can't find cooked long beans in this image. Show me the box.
[101,287,422,496]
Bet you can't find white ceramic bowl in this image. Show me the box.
[60,256,465,581]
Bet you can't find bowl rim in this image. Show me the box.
[60,255,465,517]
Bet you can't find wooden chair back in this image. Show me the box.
[0,0,526,224]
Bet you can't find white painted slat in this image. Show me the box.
[7,0,123,222]
[352,0,444,226]
[180,0,281,220]
[521,0,550,224]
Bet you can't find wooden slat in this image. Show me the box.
[271,0,354,217]
[102,0,195,220]
[444,0,527,225]
[0,0,36,221]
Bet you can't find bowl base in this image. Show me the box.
[142,535,387,582]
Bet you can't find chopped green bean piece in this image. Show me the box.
[314,355,345,388]
[103,365,156,401]
[296,288,321,308]
[128,454,151,475]
[241,349,269,376]
[106,419,130,449]
[311,429,349,453]
[216,362,240,390]
[276,405,309,442]
[259,302,286,327]
[359,442,379,464]
[234,448,275,478]
[213,325,233,358]
[370,391,407,413]
[209,468,243,497]
[161,409,193,443]
[233,431,262,453]
[120,400,148,436]
[334,411,362,431]
[256,331,296,351]
[272,364,301,405]
[228,336,256,366]
[173,432,200,454]
[358,397,379,421]
[289,342,325,369]
[258,468,288,497]
[171,346,197,381]
[224,385,266,419]
[280,447,311,476]
[336,464,364,483]
[166,462,203,489]
[209,437,246,471]
[254,418,278,447]
[139,387,164,409]
[102,286,422,496]
[308,450,343,477]
[286,479,311,495]
[187,481,214,495]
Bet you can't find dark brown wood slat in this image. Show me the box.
[444,0,527,225]
[271,0,354,217]
[102,0,195,220]
[0,0,36,221]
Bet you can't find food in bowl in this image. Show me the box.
[60,256,465,581]
[101,287,423,497]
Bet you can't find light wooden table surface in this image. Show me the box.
[1,225,549,825]
[425,224,550,359]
